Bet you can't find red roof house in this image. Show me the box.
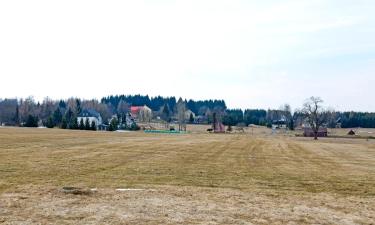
[131,106,143,116]
[130,106,152,122]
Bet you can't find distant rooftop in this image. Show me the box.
[78,109,101,119]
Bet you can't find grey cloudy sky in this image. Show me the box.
[1,0,374,111]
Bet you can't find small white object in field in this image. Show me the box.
[115,130,132,133]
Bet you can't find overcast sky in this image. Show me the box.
[1,0,374,111]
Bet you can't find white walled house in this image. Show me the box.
[77,109,102,128]
[184,109,195,121]
[272,116,287,129]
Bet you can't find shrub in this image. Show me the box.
[24,115,38,127]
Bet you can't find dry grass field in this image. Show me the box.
[1,127,375,224]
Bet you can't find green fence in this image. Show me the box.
[144,130,188,134]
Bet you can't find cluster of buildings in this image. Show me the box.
[77,105,153,130]
[76,103,200,132]
[271,116,328,137]
[78,105,328,137]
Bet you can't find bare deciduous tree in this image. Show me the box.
[139,106,152,123]
[40,97,57,122]
[117,100,130,115]
[19,96,37,123]
[96,103,112,124]
[279,103,292,129]
[302,97,328,140]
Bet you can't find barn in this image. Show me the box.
[303,127,328,137]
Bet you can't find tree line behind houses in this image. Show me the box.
[0,95,375,130]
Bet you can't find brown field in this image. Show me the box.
[0,127,375,224]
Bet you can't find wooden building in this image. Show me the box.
[303,127,328,137]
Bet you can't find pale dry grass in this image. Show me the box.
[0,127,374,224]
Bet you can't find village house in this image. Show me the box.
[77,109,102,128]
[184,109,195,121]
[130,105,152,122]
[272,116,287,129]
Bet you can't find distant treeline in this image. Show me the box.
[1,95,375,128]
[335,112,375,128]
[101,95,227,115]
[223,109,290,127]
[222,109,375,128]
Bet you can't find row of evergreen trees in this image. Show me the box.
[101,95,227,115]
[338,112,375,128]
[222,109,289,127]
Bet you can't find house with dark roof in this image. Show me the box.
[77,109,102,128]
[272,116,287,129]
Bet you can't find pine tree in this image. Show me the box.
[108,118,118,131]
[64,107,74,129]
[289,119,295,131]
[25,115,38,127]
[91,121,97,131]
[58,100,66,109]
[189,113,194,124]
[14,105,19,126]
[65,108,73,123]
[53,108,63,126]
[108,123,114,131]
[85,118,91,130]
[61,117,68,129]
[69,116,78,129]
[76,99,82,114]
[162,104,170,122]
[46,116,54,128]
[79,118,85,130]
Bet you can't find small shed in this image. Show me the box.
[303,127,328,137]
